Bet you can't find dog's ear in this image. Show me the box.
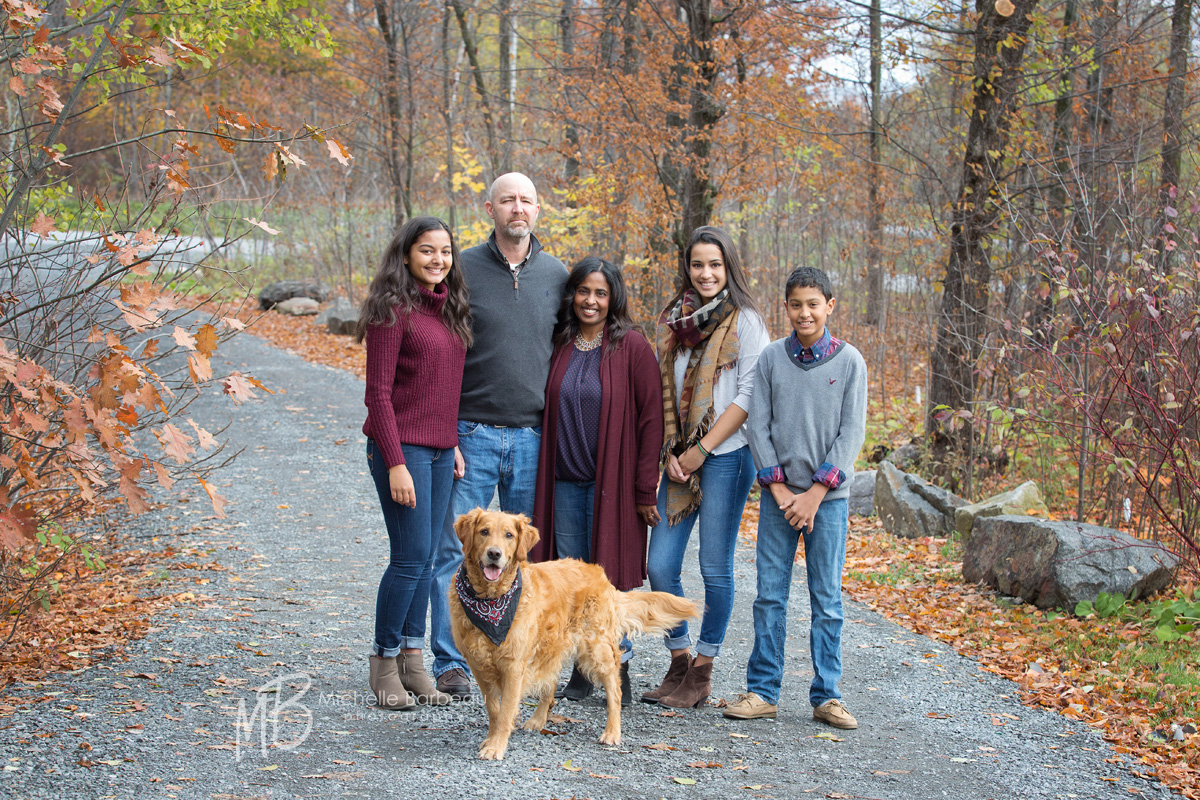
[453,508,485,547]
[513,514,540,562]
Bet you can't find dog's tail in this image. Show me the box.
[616,591,701,638]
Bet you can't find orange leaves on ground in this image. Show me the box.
[0,535,194,695]
[838,517,1199,798]
[234,305,366,379]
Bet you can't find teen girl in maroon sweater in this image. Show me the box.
[358,216,472,710]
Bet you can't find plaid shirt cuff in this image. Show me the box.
[813,462,846,490]
[756,465,786,488]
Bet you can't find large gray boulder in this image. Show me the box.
[885,442,921,471]
[848,469,876,516]
[316,297,359,336]
[955,481,1049,541]
[963,515,1179,609]
[874,462,966,538]
[258,280,331,310]
[274,296,319,316]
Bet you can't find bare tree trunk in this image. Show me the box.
[441,3,458,231]
[560,0,579,187]
[374,0,409,226]
[498,0,516,171]
[928,0,1040,466]
[1156,0,1193,271]
[449,0,501,178]
[672,0,724,254]
[865,0,885,326]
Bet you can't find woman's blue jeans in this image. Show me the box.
[367,440,454,658]
[555,480,632,662]
[645,446,756,658]
[745,492,848,707]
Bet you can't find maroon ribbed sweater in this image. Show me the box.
[362,284,466,468]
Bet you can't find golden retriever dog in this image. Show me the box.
[450,509,699,760]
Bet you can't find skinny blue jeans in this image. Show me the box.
[555,479,632,662]
[645,446,756,658]
[746,493,849,707]
[367,440,454,658]
[429,421,541,677]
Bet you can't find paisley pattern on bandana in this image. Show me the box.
[454,565,522,645]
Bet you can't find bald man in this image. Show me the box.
[428,173,569,699]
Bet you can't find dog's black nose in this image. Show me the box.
[485,547,502,563]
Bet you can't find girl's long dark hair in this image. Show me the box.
[553,256,632,355]
[665,226,762,318]
[355,216,472,348]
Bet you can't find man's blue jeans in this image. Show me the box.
[645,446,756,658]
[745,492,849,707]
[429,421,540,677]
[555,479,632,662]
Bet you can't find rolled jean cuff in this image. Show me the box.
[620,637,633,663]
[695,640,722,659]
[399,636,424,650]
[663,633,691,652]
[372,642,402,659]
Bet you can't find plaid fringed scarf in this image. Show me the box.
[657,289,741,525]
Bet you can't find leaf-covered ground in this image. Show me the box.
[3,306,1195,795]
[244,307,1199,795]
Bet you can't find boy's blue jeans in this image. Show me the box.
[429,421,541,678]
[646,446,756,658]
[746,492,848,707]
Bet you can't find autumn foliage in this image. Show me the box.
[0,0,346,637]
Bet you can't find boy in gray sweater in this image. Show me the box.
[724,267,867,729]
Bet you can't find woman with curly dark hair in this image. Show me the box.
[358,216,472,710]
[531,257,664,706]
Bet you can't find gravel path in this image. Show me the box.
[0,330,1168,800]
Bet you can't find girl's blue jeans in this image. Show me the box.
[645,446,756,658]
[367,439,454,657]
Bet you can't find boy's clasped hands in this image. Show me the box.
[769,481,829,533]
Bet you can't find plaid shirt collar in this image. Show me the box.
[788,328,834,363]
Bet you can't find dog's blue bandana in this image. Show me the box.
[455,565,522,645]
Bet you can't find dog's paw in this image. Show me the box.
[478,741,508,760]
[521,717,546,732]
[598,731,621,746]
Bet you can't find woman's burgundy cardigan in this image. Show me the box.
[531,327,664,591]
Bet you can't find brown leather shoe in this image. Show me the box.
[813,698,858,729]
[435,667,472,701]
[659,659,712,709]
[640,652,691,704]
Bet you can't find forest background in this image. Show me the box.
[0,0,1198,789]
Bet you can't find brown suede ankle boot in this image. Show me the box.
[640,652,692,704]
[658,659,712,709]
[369,655,415,710]
[398,651,452,706]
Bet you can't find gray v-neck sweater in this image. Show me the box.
[745,336,868,499]
[457,232,568,427]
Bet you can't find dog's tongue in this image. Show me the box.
[483,564,502,582]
